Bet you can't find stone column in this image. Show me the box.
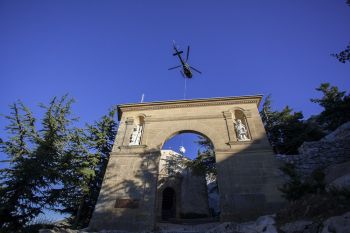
[243,109,256,140]
[122,117,134,146]
[140,116,151,146]
[215,149,284,222]
[223,111,237,143]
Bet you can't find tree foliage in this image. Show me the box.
[332,43,350,63]
[0,102,42,232]
[187,136,216,177]
[311,83,350,131]
[331,1,350,63]
[262,83,350,155]
[278,164,325,201]
[0,96,118,231]
[261,95,324,154]
[73,108,118,227]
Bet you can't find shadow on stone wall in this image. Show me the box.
[88,149,160,231]
[88,140,287,232]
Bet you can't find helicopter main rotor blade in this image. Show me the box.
[168,65,182,70]
[190,66,202,74]
[186,46,190,62]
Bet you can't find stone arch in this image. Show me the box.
[89,96,285,232]
[161,130,215,150]
[147,120,222,151]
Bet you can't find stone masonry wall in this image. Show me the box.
[277,122,350,177]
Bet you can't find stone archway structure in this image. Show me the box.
[89,95,285,232]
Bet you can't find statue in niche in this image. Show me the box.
[129,125,143,145]
[234,119,250,141]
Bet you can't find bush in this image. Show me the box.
[278,164,325,201]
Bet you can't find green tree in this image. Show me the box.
[47,127,97,227]
[332,1,350,63]
[183,136,217,178]
[0,96,118,231]
[332,43,350,63]
[278,164,325,201]
[0,102,42,232]
[73,108,118,227]
[261,95,324,154]
[311,83,350,131]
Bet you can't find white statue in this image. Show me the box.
[234,119,249,141]
[179,146,186,154]
[129,125,143,145]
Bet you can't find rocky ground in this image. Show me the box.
[39,210,350,233]
[39,122,350,233]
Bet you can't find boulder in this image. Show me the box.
[321,122,350,142]
[39,230,56,233]
[276,122,350,178]
[280,220,314,233]
[39,227,78,233]
[238,215,277,233]
[325,161,350,190]
[321,211,350,233]
[206,215,277,233]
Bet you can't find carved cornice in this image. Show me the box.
[118,145,147,149]
[117,95,262,120]
[145,114,223,122]
[112,145,148,155]
[227,140,262,145]
[215,147,273,154]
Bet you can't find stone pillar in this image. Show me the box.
[140,116,151,146]
[223,111,237,143]
[216,149,284,222]
[243,109,256,140]
[124,117,135,146]
[88,148,161,232]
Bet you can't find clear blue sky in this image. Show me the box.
[1,0,349,220]
[1,0,349,124]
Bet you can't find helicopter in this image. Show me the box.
[168,41,202,79]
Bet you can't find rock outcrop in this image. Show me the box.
[277,122,350,178]
[40,212,350,232]
[324,161,350,189]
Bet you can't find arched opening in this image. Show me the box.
[157,131,220,222]
[161,187,176,220]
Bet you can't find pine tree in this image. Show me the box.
[0,96,118,230]
[73,108,118,227]
[261,95,324,154]
[311,83,350,131]
[0,102,42,231]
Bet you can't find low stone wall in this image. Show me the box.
[277,122,350,177]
